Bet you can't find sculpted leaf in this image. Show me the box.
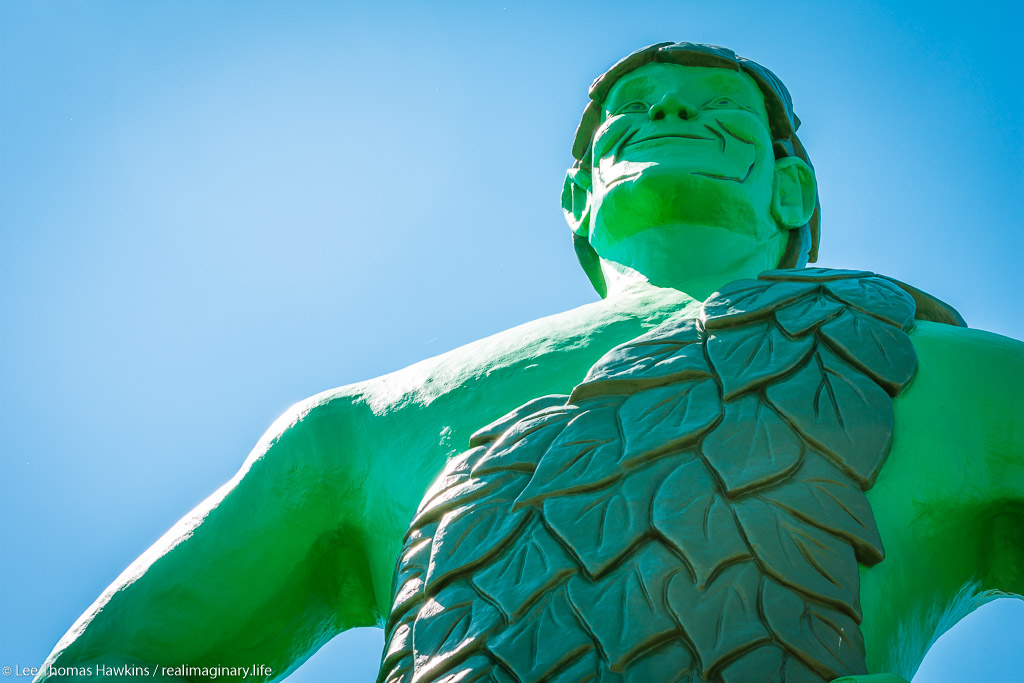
[540,650,603,683]
[543,456,676,577]
[572,331,709,401]
[733,499,861,617]
[513,407,624,507]
[757,453,884,565]
[585,340,691,382]
[429,654,516,683]
[707,320,815,399]
[566,541,681,670]
[774,289,845,337]
[396,533,433,581]
[473,523,575,618]
[761,578,867,680]
[879,275,966,327]
[717,643,784,683]
[760,267,874,282]
[387,536,433,630]
[426,502,528,590]
[765,346,893,487]
[701,278,816,330]
[379,622,412,682]
[378,622,409,675]
[820,308,916,396]
[415,447,481,520]
[824,277,915,330]
[411,581,503,682]
[652,458,749,587]
[469,395,570,447]
[620,639,696,682]
[545,484,635,576]
[411,471,526,530]
[487,587,594,682]
[472,407,576,477]
[389,577,426,637]
[666,561,771,676]
[619,379,721,463]
[719,644,823,683]
[700,395,803,496]
[780,657,826,683]
[379,655,413,683]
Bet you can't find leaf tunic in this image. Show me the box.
[378,269,922,683]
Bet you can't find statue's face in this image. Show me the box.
[586,62,780,255]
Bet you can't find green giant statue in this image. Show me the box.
[37,43,1024,683]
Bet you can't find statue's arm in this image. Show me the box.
[858,322,1024,679]
[944,325,1024,596]
[35,390,387,682]
[35,287,689,682]
[902,322,1024,597]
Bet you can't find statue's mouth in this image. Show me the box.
[624,132,716,148]
[599,120,757,188]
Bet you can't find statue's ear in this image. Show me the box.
[561,166,592,238]
[771,157,817,229]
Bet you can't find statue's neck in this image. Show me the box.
[596,224,786,300]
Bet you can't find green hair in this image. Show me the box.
[568,42,820,297]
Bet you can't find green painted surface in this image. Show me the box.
[35,43,1023,683]
[381,269,919,682]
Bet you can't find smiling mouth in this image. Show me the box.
[624,132,716,148]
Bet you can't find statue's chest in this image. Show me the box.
[379,270,920,683]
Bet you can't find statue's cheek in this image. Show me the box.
[592,116,638,162]
[705,110,772,151]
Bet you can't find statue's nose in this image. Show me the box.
[649,94,699,121]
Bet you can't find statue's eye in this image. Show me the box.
[707,97,736,108]
[615,101,647,115]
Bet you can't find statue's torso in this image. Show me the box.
[378,269,922,683]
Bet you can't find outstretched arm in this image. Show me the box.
[36,392,384,682]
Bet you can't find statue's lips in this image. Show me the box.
[601,124,756,187]
[624,133,716,149]
[600,126,756,188]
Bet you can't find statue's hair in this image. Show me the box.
[569,42,820,297]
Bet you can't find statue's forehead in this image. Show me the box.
[605,63,765,110]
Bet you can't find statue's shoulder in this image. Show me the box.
[257,284,693,496]
[909,318,1024,359]
[307,285,695,418]
[903,320,1024,425]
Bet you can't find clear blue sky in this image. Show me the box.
[1,1,1022,681]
